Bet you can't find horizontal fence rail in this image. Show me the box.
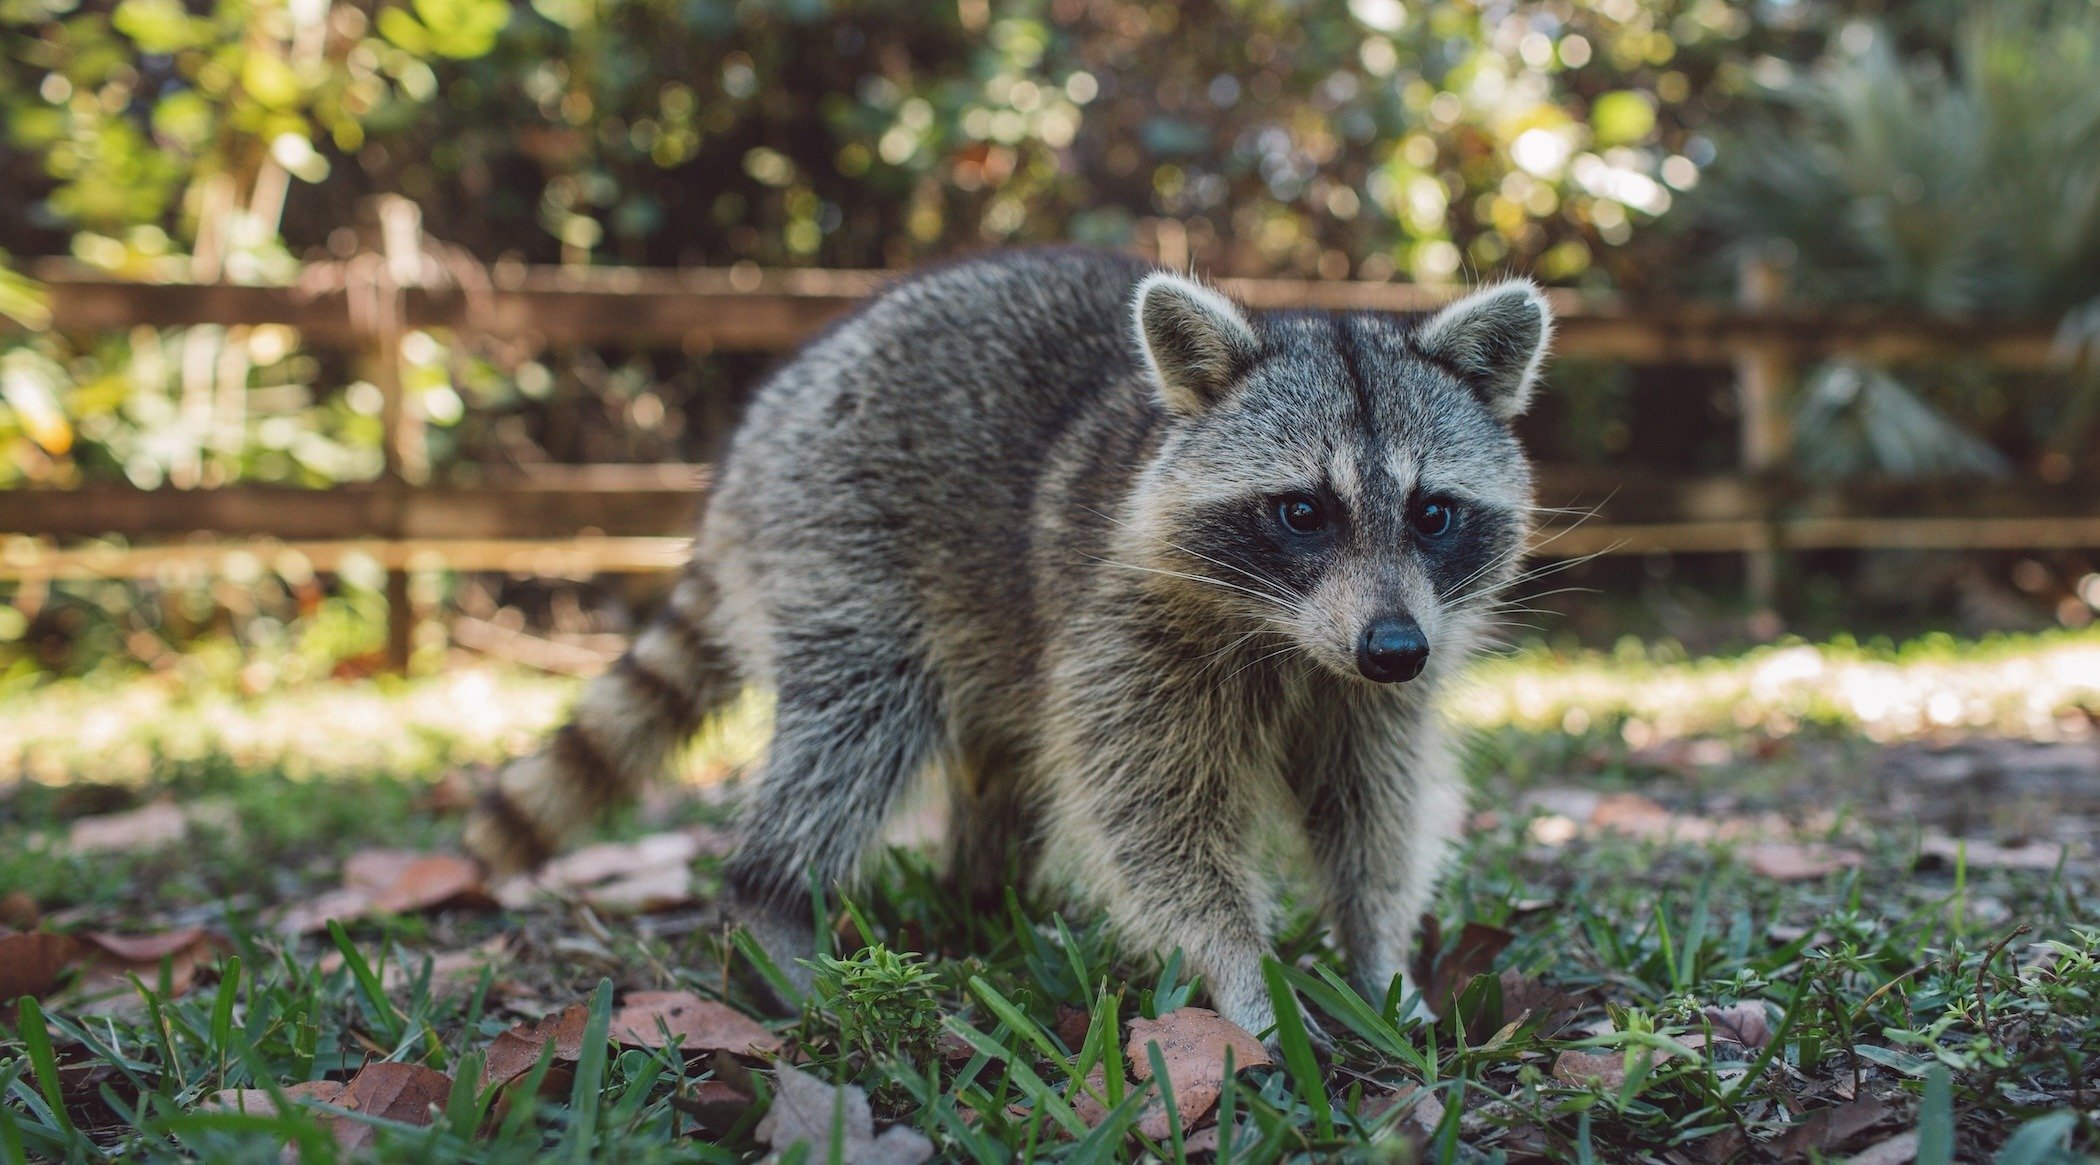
[19,260,2068,366]
[5,253,2096,666]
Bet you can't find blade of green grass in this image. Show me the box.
[1917,1064,1954,1165]
[1260,957,1331,1140]
[561,977,616,1162]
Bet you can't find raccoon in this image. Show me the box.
[463,247,1551,1042]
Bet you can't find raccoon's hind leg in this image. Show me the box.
[720,623,948,1000]
[463,568,737,874]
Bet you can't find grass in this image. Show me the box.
[3,629,2098,1162]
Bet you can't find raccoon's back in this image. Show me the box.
[702,248,1163,683]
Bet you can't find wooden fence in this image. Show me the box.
[5,227,2095,667]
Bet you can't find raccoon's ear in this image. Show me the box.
[1132,272,1261,416]
[1414,280,1554,421]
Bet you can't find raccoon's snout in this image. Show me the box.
[1357,616,1429,683]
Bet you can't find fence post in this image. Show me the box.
[1735,252,1792,628]
[371,196,424,672]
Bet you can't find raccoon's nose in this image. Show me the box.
[1357,617,1429,683]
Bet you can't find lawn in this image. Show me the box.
[2,631,2096,1162]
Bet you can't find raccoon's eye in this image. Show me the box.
[1275,494,1329,535]
[1412,497,1458,537]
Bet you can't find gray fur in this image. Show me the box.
[462,248,1550,1040]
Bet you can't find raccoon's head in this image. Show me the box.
[1126,271,1551,686]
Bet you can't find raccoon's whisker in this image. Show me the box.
[1197,625,1291,665]
[1076,505,1300,600]
[1496,551,1609,592]
[1220,641,1305,685]
[1080,556,1298,613]
[1443,538,1541,601]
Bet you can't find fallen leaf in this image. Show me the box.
[1776,1097,1895,1159]
[482,1001,594,1091]
[541,832,704,887]
[66,801,190,853]
[76,927,215,964]
[757,1064,873,1160]
[1125,1007,1273,1139]
[329,1061,453,1154]
[0,931,80,1000]
[369,855,488,915]
[1588,792,1701,840]
[70,927,227,1001]
[577,865,695,913]
[1550,1047,1664,1090]
[672,1078,754,1138]
[278,849,493,934]
[865,1124,935,1165]
[1917,836,2066,872]
[313,938,513,1007]
[1498,970,1578,1037]
[1425,922,1516,1015]
[206,1080,347,1118]
[492,830,704,912]
[1744,842,1866,881]
[1358,1083,1445,1135]
[1068,1064,1112,1127]
[1700,1001,1771,1053]
[1843,1129,1919,1165]
[612,990,782,1057]
[0,891,39,931]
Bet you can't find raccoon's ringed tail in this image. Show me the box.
[460,570,735,874]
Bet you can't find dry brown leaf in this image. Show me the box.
[0,891,39,931]
[1124,1007,1273,1140]
[540,833,704,888]
[1700,1001,1772,1053]
[1498,969,1579,1037]
[76,927,215,964]
[757,1063,873,1158]
[1069,1064,1113,1128]
[0,931,80,1000]
[1744,842,1866,881]
[329,1061,453,1154]
[612,990,782,1057]
[206,1080,348,1118]
[492,831,704,912]
[1358,1083,1446,1135]
[279,849,493,935]
[578,865,695,913]
[753,1065,930,1164]
[1917,836,2066,871]
[369,854,488,915]
[1587,792,1701,840]
[1843,1129,1920,1165]
[1550,1047,1665,1090]
[71,927,227,1002]
[66,801,191,853]
[671,1078,755,1138]
[481,1001,594,1090]
[1426,922,1516,1015]
[1776,1097,1896,1159]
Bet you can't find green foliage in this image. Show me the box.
[804,944,945,1063]
[1697,1,2100,318]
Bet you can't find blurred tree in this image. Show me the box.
[1691,0,2100,476]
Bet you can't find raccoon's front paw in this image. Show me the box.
[1275,1011,1337,1060]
